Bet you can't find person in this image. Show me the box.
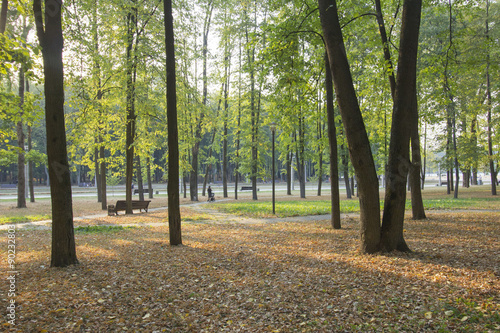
[207,186,214,201]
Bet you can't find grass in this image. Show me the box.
[0,214,51,225]
[210,196,500,218]
[74,225,136,233]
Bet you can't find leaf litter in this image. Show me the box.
[0,210,499,332]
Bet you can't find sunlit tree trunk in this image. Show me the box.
[34,0,78,267]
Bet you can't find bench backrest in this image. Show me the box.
[114,200,151,210]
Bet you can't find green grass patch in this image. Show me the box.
[74,225,135,233]
[0,215,51,225]
[210,200,360,218]
[420,197,500,210]
[210,196,499,218]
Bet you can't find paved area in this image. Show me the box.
[1,199,498,231]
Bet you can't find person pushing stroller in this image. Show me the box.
[207,186,215,202]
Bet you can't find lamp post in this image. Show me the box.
[270,122,276,215]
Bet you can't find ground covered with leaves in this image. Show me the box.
[1,207,499,332]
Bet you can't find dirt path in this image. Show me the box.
[1,200,498,231]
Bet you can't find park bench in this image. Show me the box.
[134,188,152,195]
[107,200,151,216]
[240,186,259,191]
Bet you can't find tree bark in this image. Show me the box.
[0,0,7,34]
[17,67,26,208]
[287,151,292,195]
[164,0,182,245]
[409,91,426,219]
[486,0,497,195]
[319,0,381,253]
[136,156,144,201]
[381,0,422,252]
[325,53,341,229]
[100,142,107,209]
[34,0,78,267]
[28,124,35,202]
[95,146,101,202]
[125,4,138,214]
[147,157,153,199]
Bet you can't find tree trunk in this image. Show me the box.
[164,0,182,245]
[223,34,230,198]
[147,157,153,199]
[287,151,292,195]
[34,0,78,267]
[125,5,138,214]
[325,53,341,229]
[341,144,351,199]
[136,156,144,201]
[0,0,7,34]
[486,0,497,195]
[28,123,35,202]
[100,143,107,210]
[409,93,426,220]
[234,38,242,200]
[381,0,422,252]
[17,67,26,208]
[296,116,306,199]
[319,0,381,253]
[95,146,101,202]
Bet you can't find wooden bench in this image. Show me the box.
[107,200,151,215]
[240,186,259,191]
[134,188,152,194]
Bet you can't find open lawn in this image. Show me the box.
[0,186,499,331]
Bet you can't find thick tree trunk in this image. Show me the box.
[34,0,78,267]
[0,0,7,34]
[381,0,422,252]
[376,0,425,219]
[325,53,341,229]
[164,0,182,245]
[319,0,381,253]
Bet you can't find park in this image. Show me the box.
[1,0,499,331]
[1,183,499,331]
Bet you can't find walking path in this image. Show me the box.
[1,200,498,231]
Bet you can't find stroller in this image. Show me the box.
[207,186,215,202]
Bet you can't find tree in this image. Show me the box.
[486,0,497,195]
[379,0,423,251]
[324,53,341,229]
[164,0,181,245]
[33,0,78,267]
[0,0,7,34]
[318,0,381,253]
